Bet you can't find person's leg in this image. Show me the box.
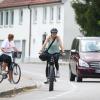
[44,54,51,84]
[8,57,12,82]
[8,70,12,82]
[2,62,8,71]
[54,53,60,77]
[3,54,12,82]
[46,61,49,78]
[44,61,49,84]
[0,54,8,72]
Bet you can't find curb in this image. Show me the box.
[0,85,37,98]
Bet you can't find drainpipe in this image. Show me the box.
[28,5,32,60]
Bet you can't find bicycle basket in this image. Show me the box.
[12,52,22,58]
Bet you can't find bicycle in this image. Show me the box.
[47,53,63,91]
[0,51,22,84]
[47,54,56,91]
[47,52,66,91]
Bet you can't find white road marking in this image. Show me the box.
[42,83,76,100]
[22,69,77,100]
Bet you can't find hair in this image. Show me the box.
[8,33,14,41]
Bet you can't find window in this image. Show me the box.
[10,10,14,26]
[50,7,54,22]
[43,7,47,23]
[33,8,37,23]
[19,9,23,25]
[4,11,9,26]
[57,6,61,21]
[0,11,3,26]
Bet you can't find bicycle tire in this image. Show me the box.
[12,63,21,84]
[49,65,55,91]
[0,65,3,83]
[49,80,54,91]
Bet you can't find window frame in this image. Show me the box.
[0,11,3,27]
[57,6,61,22]
[9,10,14,26]
[50,7,54,22]
[4,10,9,27]
[19,9,23,25]
[43,7,47,24]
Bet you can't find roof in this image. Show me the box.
[0,0,62,8]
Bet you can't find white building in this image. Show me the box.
[0,0,82,61]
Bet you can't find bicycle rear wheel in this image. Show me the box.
[0,64,3,83]
[12,63,21,84]
[49,65,55,91]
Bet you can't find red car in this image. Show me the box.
[69,37,100,82]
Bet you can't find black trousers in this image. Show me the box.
[45,53,60,78]
[0,54,12,70]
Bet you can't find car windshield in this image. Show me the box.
[81,39,100,52]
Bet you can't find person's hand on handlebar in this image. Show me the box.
[60,51,66,56]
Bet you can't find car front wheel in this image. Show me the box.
[69,65,75,81]
[76,76,82,82]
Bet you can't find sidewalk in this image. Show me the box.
[0,73,37,98]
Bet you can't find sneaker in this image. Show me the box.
[56,70,60,78]
[8,79,13,84]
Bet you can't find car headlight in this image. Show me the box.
[79,59,89,68]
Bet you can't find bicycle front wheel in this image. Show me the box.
[12,63,21,84]
[0,64,3,83]
[49,65,55,91]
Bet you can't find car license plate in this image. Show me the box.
[95,69,100,73]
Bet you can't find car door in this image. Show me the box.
[69,39,79,75]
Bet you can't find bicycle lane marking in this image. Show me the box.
[22,70,77,100]
[41,82,77,100]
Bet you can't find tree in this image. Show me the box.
[71,0,100,36]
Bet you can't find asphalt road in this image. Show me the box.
[1,63,100,100]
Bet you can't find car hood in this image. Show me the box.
[80,52,100,62]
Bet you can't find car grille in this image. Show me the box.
[89,61,100,69]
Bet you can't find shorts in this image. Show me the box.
[0,54,12,70]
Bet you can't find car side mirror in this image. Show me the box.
[71,49,78,55]
[71,49,76,53]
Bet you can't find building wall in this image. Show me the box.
[64,0,83,50]
[30,4,64,58]
[0,4,64,60]
[0,0,83,60]
[0,7,30,59]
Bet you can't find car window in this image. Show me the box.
[71,38,78,50]
[76,40,79,51]
[81,40,100,52]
